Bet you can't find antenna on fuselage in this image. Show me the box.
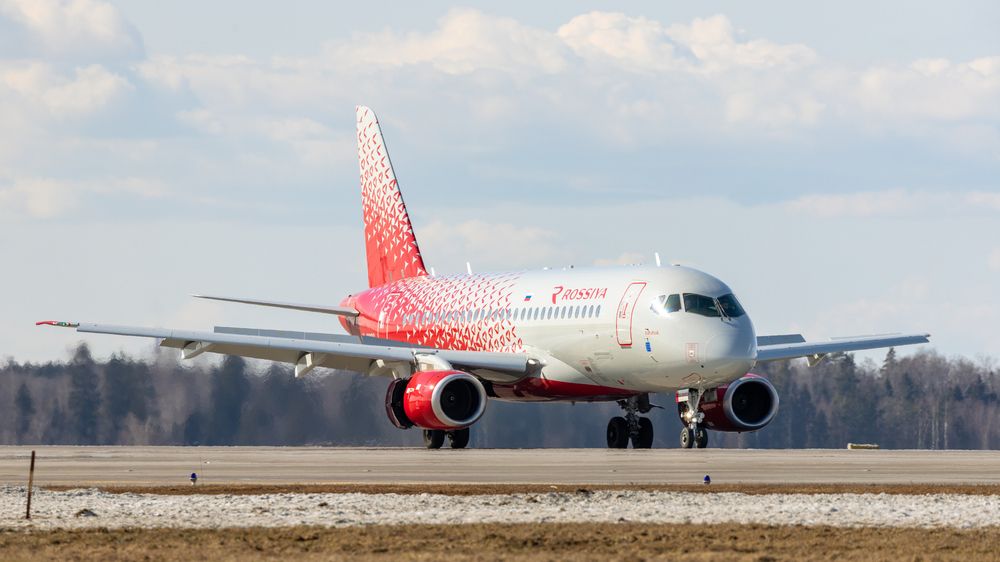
[466,262,472,275]
[654,252,662,267]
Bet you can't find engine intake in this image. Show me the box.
[385,370,487,430]
[678,374,780,432]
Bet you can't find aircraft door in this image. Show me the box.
[379,292,401,338]
[616,282,646,347]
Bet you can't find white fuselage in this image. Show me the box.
[346,264,757,398]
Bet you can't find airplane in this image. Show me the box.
[39,106,930,450]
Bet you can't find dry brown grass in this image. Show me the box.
[3,523,1000,561]
[41,482,1000,496]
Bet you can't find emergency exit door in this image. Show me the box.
[616,282,646,347]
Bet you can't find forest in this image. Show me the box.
[1,344,997,449]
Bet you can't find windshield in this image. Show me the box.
[651,294,682,316]
[683,294,721,317]
[717,293,746,317]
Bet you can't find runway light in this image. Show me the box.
[703,475,711,485]
[190,472,198,486]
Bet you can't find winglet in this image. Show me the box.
[36,320,80,328]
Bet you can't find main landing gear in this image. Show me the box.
[606,395,654,449]
[423,428,470,449]
[678,388,709,449]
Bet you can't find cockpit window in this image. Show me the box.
[651,294,682,316]
[683,294,721,317]
[717,293,746,317]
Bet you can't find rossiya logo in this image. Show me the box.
[552,285,607,304]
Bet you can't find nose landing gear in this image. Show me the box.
[679,425,708,449]
[678,388,709,449]
[606,395,655,448]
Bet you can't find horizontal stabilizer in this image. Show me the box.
[194,295,359,317]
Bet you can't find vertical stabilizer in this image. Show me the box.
[356,106,427,288]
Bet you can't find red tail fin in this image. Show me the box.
[356,106,428,288]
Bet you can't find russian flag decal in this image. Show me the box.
[523,294,532,302]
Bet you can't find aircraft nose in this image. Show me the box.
[705,321,756,378]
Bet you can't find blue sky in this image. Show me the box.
[1,0,998,363]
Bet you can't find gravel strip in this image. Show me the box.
[3,486,999,530]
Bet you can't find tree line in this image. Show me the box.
[1,344,997,449]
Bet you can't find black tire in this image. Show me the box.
[694,425,708,449]
[606,416,629,448]
[695,426,709,449]
[680,427,695,449]
[632,417,654,448]
[449,428,470,449]
[423,429,445,449]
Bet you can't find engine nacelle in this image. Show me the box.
[678,374,780,432]
[385,370,487,430]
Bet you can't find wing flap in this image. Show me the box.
[756,333,930,363]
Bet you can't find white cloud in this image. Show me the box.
[666,14,817,71]
[989,249,1000,272]
[332,8,569,75]
[0,176,165,218]
[854,56,1000,121]
[418,219,558,269]
[1,62,131,117]
[0,0,142,59]
[783,189,918,217]
[965,191,1000,211]
[557,12,679,72]
[779,190,998,218]
[557,12,816,74]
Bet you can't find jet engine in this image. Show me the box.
[385,370,487,430]
[678,374,779,432]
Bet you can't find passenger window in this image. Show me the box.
[595,305,601,317]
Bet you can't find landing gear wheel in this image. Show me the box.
[680,427,695,449]
[448,428,470,449]
[632,417,654,449]
[606,416,629,448]
[695,426,709,449]
[423,429,445,449]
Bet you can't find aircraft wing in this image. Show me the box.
[756,333,931,365]
[37,321,534,383]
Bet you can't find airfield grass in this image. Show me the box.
[42,482,1000,496]
[3,523,1000,561]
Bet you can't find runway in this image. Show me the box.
[2,447,999,486]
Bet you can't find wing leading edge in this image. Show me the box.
[39,321,533,383]
[756,333,931,365]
